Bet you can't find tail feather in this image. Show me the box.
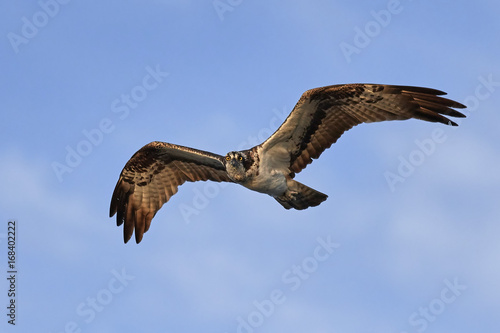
[275,180,328,210]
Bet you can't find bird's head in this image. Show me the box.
[224,151,248,182]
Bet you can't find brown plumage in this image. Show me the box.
[260,84,465,175]
[110,83,466,243]
[109,142,232,243]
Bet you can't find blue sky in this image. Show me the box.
[1,0,499,332]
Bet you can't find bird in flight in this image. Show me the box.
[110,83,466,243]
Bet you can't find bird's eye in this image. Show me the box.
[239,156,243,161]
[225,156,231,161]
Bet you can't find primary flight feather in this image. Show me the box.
[110,83,466,243]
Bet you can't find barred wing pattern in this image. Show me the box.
[109,141,232,243]
[260,84,466,175]
[110,83,466,244]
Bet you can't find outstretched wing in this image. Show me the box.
[259,84,466,175]
[109,141,232,243]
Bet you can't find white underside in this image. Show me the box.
[242,170,288,197]
[241,146,290,197]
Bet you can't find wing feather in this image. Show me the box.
[109,141,232,243]
[260,84,466,175]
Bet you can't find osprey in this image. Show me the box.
[110,83,466,243]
